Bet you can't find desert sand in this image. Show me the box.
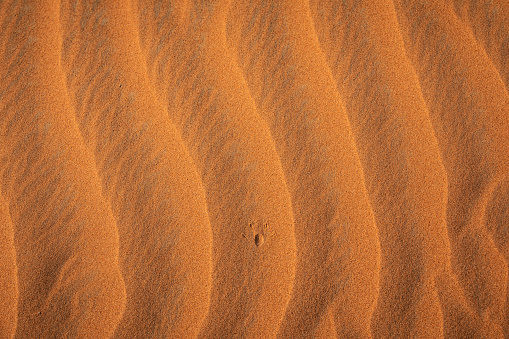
[0,0,508,338]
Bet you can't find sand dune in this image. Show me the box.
[393,1,509,337]
[227,2,381,337]
[0,0,508,338]
[133,2,297,337]
[0,1,126,337]
[59,1,213,337]
[0,193,18,337]
[308,1,450,336]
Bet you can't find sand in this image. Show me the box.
[0,0,507,338]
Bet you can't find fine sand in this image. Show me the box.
[0,0,508,338]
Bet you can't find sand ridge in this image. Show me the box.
[132,1,298,337]
[1,1,126,337]
[393,1,509,336]
[0,192,18,338]
[58,1,214,337]
[226,1,381,337]
[0,0,508,338]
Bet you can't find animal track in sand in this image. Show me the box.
[242,222,270,247]
[254,233,264,247]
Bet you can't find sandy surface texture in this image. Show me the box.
[0,0,508,338]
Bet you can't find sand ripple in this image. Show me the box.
[0,0,508,337]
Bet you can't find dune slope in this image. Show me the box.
[0,191,18,338]
[393,1,509,336]
[0,1,126,337]
[226,1,382,337]
[58,1,214,337]
[307,0,484,337]
[132,1,298,337]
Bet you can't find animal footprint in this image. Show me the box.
[242,222,270,247]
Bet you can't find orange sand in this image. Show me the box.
[0,0,508,338]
